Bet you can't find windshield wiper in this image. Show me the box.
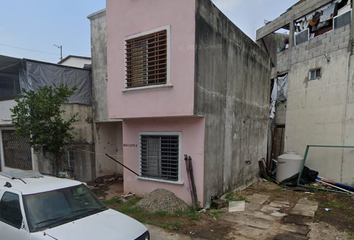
[36,216,72,225]
[71,207,106,214]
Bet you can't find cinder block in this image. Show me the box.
[291,58,297,65]
[317,34,325,41]
[336,38,345,46]
[322,38,330,44]
[316,45,325,54]
[309,48,316,54]
[325,42,334,51]
[340,30,350,39]
[330,45,339,52]
[331,35,339,42]
[344,36,350,43]
[338,42,349,50]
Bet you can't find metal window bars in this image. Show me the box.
[126,30,167,88]
[140,135,179,181]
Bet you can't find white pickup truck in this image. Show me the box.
[0,169,149,240]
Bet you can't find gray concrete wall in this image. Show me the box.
[194,0,271,206]
[88,10,110,123]
[88,10,124,178]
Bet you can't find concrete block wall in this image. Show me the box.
[276,25,350,73]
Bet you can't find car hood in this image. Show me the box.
[30,209,147,240]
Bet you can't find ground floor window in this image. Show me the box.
[1,130,32,170]
[140,133,180,181]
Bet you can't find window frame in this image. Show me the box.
[309,68,321,80]
[122,26,172,93]
[138,132,183,185]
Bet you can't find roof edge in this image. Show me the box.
[87,8,106,20]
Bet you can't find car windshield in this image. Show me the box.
[23,184,107,232]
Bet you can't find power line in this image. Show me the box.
[0,43,58,55]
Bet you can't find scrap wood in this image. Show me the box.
[258,158,268,179]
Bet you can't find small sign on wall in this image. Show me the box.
[123,144,138,148]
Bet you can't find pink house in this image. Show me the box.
[99,0,271,207]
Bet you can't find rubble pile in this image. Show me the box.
[137,189,189,213]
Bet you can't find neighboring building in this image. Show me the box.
[257,0,354,184]
[58,55,92,68]
[90,0,271,207]
[0,55,95,182]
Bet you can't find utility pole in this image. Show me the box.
[53,44,63,61]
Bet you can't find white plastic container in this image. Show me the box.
[276,152,303,183]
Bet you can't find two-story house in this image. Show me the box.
[90,0,271,207]
[257,0,354,185]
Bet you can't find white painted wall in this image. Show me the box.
[59,57,91,68]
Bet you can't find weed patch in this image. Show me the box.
[224,191,249,204]
[106,196,202,230]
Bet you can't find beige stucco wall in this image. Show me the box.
[61,104,93,144]
[94,122,123,177]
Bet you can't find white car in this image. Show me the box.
[0,168,150,240]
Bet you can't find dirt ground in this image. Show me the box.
[91,180,354,239]
[241,181,354,235]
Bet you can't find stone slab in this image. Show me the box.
[274,232,309,240]
[269,200,290,208]
[245,203,261,211]
[297,198,318,206]
[221,213,273,229]
[290,204,318,217]
[284,215,314,226]
[280,224,310,236]
[254,211,279,221]
[247,194,270,205]
[260,205,281,214]
[229,201,245,212]
[234,225,267,238]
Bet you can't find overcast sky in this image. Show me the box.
[0,0,299,63]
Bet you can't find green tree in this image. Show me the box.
[10,84,78,174]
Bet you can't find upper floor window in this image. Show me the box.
[0,73,20,100]
[125,26,169,89]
